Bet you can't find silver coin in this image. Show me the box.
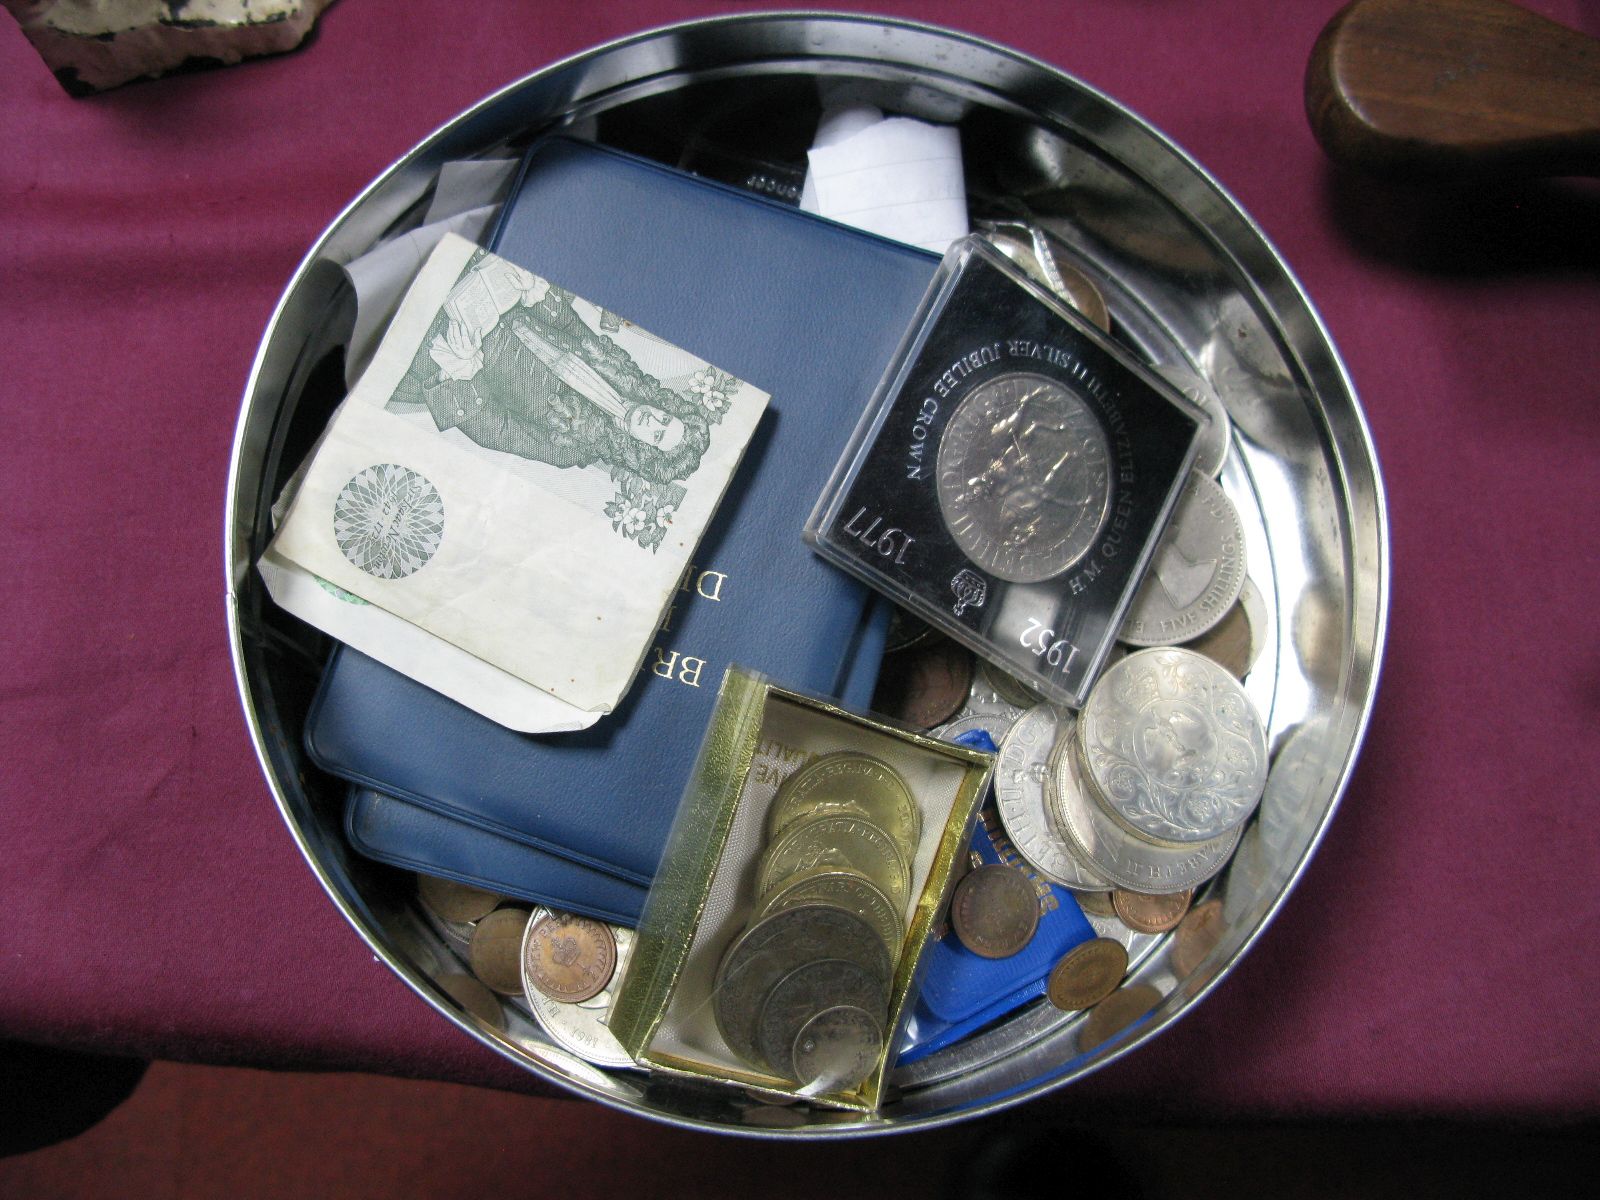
[757,815,911,909]
[755,957,889,1080]
[994,705,1110,890]
[935,711,1017,745]
[1153,363,1231,477]
[936,372,1113,584]
[522,909,637,1069]
[1077,647,1267,844]
[1121,472,1247,646]
[712,904,891,1069]
[791,1005,885,1095]
[754,868,904,958]
[1049,736,1241,894]
[977,220,1112,333]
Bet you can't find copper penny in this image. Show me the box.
[467,906,532,996]
[1112,888,1193,934]
[416,874,502,923]
[951,864,1040,959]
[1170,898,1227,977]
[1046,937,1128,1010]
[1181,596,1254,679]
[522,911,618,1003]
[872,636,974,729]
[1078,983,1163,1053]
[435,972,505,1029]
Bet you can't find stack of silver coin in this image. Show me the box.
[711,751,921,1093]
[1045,646,1267,896]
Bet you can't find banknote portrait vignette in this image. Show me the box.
[383,248,745,552]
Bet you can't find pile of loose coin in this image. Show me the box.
[710,751,922,1093]
[411,875,635,1068]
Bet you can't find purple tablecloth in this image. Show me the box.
[3,0,1597,1120]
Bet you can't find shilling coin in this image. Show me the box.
[416,874,503,924]
[755,957,889,1079]
[996,705,1110,891]
[1170,898,1227,977]
[936,372,1113,584]
[1046,937,1128,1010]
[873,636,974,728]
[1076,647,1268,845]
[712,904,891,1069]
[467,906,532,996]
[523,914,636,1069]
[521,910,618,1003]
[791,1005,885,1095]
[757,815,911,909]
[767,751,920,849]
[1153,363,1231,478]
[754,868,904,958]
[1049,736,1241,894]
[950,864,1040,958]
[1112,888,1193,934]
[1078,982,1163,1053]
[1121,472,1246,646]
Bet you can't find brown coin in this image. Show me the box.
[467,906,531,996]
[871,636,973,729]
[1112,888,1193,934]
[1170,898,1227,977]
[1181,597,1254,679]
[435,972,505,1029]
[416,874,502,923]
[1046,937,1128,1010]
[1079,982,1163,1053]
[522,911,618,1003]
[1073,890,1117,918]
[950,864,1040,959]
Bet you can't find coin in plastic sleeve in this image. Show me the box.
[757,815,911,909]
[766,751,920,849]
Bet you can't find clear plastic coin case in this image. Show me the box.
[807,236,1206,708]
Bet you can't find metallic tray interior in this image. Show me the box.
[225,13,1387,1137]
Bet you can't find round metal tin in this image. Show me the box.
[226,12,1387,1137]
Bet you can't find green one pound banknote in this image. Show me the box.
[265,233,769,723]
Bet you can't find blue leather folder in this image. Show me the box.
[309,137,940,920]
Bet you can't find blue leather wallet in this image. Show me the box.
[344,785,650,925]
[309,137,940,910]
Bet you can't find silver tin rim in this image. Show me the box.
[225,11,1388,1138]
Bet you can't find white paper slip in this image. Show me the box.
[257,548,601,733]
[801,113,968,254]
[268,233,769,717]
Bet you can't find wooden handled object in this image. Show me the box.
[1306,0,1600,178]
